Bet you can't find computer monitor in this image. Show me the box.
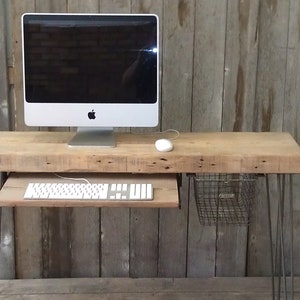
[22,13,159,147]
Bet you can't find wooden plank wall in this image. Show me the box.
[0,0,300,279]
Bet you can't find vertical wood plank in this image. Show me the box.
[99,0,131,12]
[15,207,43,278]
[158,178,189,277]
[10,0,44,279]
[129,208,159,277]
[247,176,274,275]
[0,1,15,280]
[99,0,131,277]
[253,0,289,132]
[160,0,194,129]
[0,173,14,279]
[35,0,71,133]
[247,0,291,276]
[0,206,14,279]
[69,209,100,277]
[191,0,227,132]
[222,0,259,132]
[33,0,71,279]
[216,0,259,276]
[283,0,300,141]
[281,0,300,276]
[101,208,129,277]
[35,0,67,12]
[158,0,194,277]
[0,0,9,131]
[10,0,35,131]
[67,0,99,12]
[188,0,227,277]
[41,208,71,278]
[187,188,217,277]
[215,225,248,276]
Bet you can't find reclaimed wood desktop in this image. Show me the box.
[0,131,300,299]
[0,131,299,174]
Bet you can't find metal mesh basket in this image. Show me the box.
[191,173,257,226]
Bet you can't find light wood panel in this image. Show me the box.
[0,173,179,208]
[1,131,299,174]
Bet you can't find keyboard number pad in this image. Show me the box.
[108,183,152,200]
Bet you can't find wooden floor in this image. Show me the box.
[0,277,299,299]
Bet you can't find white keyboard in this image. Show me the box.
[24,182,153,201]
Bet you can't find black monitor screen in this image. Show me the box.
[23,14,158,104]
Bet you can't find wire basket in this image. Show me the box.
[191,173,257,226]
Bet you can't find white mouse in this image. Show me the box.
[155,139,173,152]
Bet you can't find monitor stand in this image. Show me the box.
[68,127,115,147]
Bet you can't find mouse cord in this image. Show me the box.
[53,173,91,184]
[160,129,180,140]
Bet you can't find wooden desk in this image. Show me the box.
[0,131,299,299]
[0,131,299,174]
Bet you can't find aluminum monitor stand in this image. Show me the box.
[68,127,115,147]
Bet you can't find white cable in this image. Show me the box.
[135,129,180,139]
[160,129,180,140]
[53,173,91,184]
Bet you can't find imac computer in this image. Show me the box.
[22,13,159,147]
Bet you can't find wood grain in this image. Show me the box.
[157,0,194,277]
[187,0,227,277]
[0,173,179,208]
[0,1,14,280]
[1,277,299,299]
[216,0,260,277]
[0,132,299,174]
[97,0,132,278]
[247,0,292,277]
[0,0,9,131]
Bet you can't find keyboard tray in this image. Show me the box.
[0,173,179,208]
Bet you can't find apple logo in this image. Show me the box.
[88,110,96,119]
